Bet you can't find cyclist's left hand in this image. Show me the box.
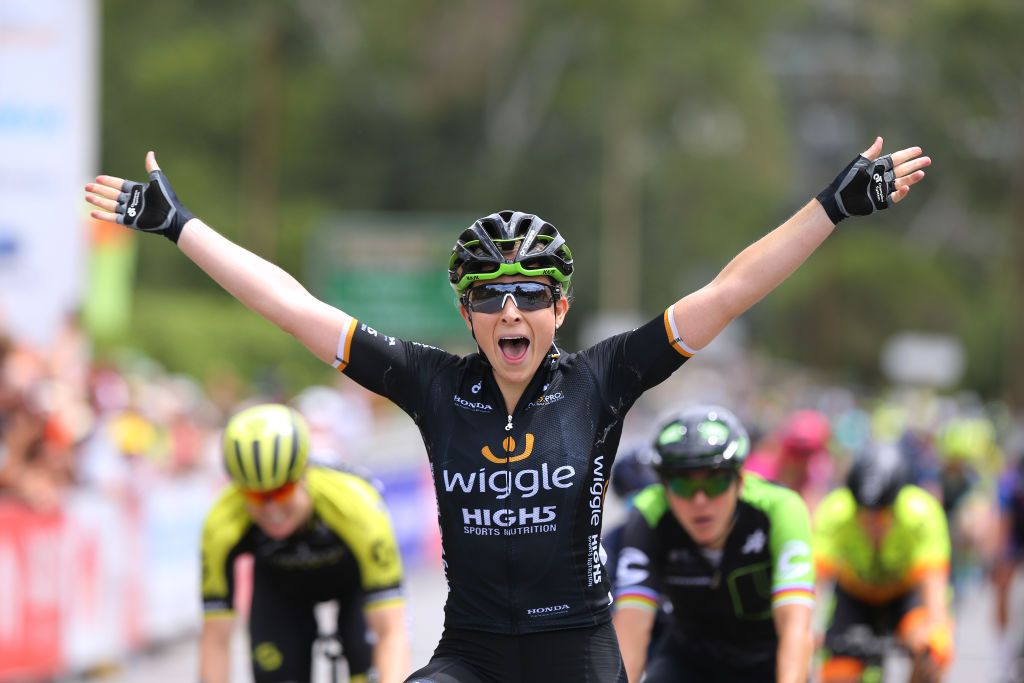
[816,137,931,224]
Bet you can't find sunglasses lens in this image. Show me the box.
[667,473,733,499]
[513,283,555,311]
[243,481,297,504]
[667,477,699,498]
[702,474,733,497]
[466,286,504,313]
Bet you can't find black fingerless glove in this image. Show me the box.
[115,170,195,243]
[815,154,896,225]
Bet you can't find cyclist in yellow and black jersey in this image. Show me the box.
[814,444,951,683]
[200,404,409,683]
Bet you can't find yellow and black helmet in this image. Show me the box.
[222,404,310,491]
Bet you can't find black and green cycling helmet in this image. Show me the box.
[650,406,751,474]
[448,210,574,293]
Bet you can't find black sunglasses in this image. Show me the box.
[462,281,560,314]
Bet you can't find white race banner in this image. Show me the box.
[0,0,97,345]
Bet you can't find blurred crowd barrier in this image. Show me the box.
[2,316,1023,679]
[0,319,440,680]
[0,478,210,678]
[0,468,439,680]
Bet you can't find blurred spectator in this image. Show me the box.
[292,382,375,466]
[744,409,835,511]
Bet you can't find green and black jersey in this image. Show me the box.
[613,473,814,666]
[201,466,404,618]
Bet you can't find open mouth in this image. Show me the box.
[498,336,530,362]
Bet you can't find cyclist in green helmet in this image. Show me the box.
[86,136,928,683]
[201,404,409,683]
[613,406,815,683]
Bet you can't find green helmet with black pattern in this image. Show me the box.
[650,405,751,474]
[448,210,574,294]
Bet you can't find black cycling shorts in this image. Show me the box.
[640,631,776,683]
[643,654,775,683]
[404,623,627,683]
[248,565,371,682]
[824,585,923,665]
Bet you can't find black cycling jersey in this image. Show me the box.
[335,308,692,634]
[613,475,814,671]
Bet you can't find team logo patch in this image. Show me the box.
[741,529,766,554]
[481,434,535,464]
[453,394,493,412]
[528,391,565,408]
[372,539,399,569]
[254,642,283,671]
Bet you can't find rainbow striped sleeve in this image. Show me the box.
[614,586,661,613]
[772,582,815,609]
[332,315,359,372]
[663,305,696,358]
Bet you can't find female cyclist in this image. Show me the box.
[85,137,928,683]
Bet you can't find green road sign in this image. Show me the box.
[307,212,476,344]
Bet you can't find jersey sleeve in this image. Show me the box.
[310,470,406,610]
[902,488,951,579]
[762,482,815,610]
[332,314,460,418]
[200,489,252,618]
[612,487,668,613]
[580,306,693,408]
[811,488,853,581]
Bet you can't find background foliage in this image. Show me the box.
[97,0,1023,400]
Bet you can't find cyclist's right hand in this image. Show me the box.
[85,151,194,243]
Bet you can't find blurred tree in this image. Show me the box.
[96,0,1020,399]
[896,0,1024,404]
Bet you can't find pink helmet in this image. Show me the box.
[779,410,830,456]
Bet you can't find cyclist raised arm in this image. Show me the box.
[85,151,346,365]
[86,139,929,404]
[668,137,928,352]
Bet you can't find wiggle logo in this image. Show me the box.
[482,434,535,464]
